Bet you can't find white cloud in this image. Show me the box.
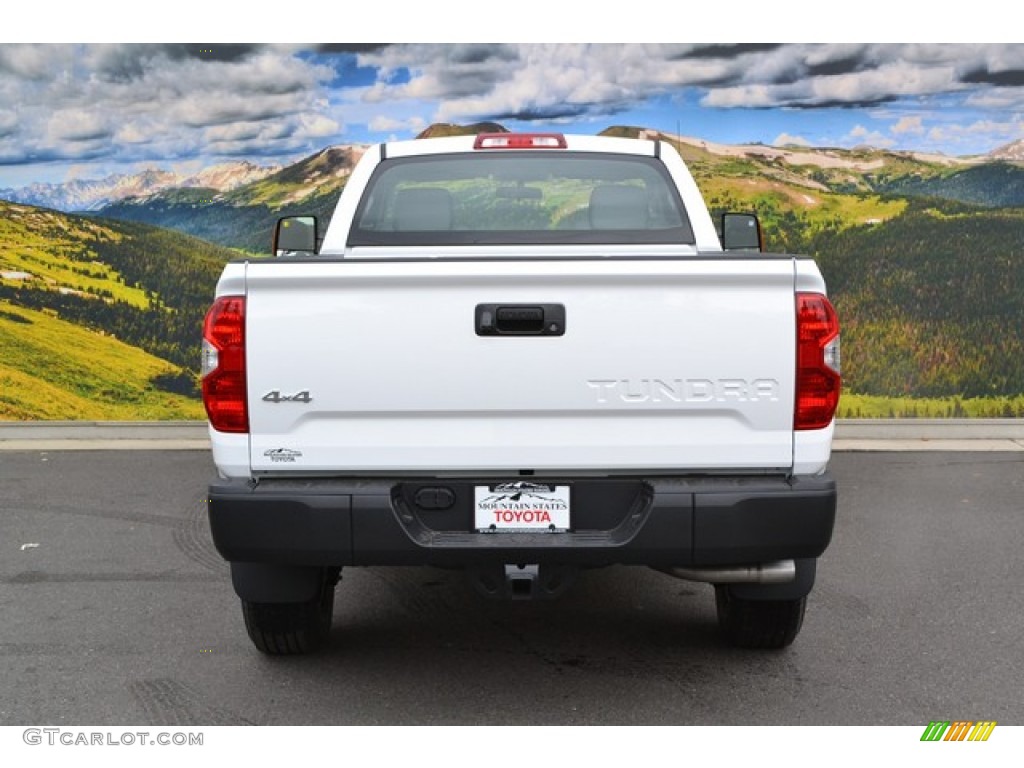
[844,124,895,148]
[368,114,426,133]
[295,113,341,139]
[46,109,111,142]
[773,133,811,147]
[0,109,17,137]
[964,118,1022,135]
[707,61,962,110]
[891,116,924,135]
[202,113,339,157]
[923,117,1024,149]
[0,44,71,80]
[358,43,994,120]
[204,121,267,143]
[358,44,787,121]
[0,44,341,168]
[3,43,1024,177]
[114,123,149,144]
[368,116,401,131]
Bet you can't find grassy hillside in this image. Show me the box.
[0,205,151,308]
[98,196,298,254]
[810,202,1024,398]
[878,163,1024,207]
[0,200,239,418]
[839,393,1024,419]
[0,301,202,419]
[416,122,507,139]
[699,176,908,252]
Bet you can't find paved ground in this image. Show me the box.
[1,449,1021,725]
[3,418,1024,453]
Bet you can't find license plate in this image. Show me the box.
[474,482,570,532]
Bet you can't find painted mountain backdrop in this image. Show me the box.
[2,124,1024,419]
[0,161,280,212]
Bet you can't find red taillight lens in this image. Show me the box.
[473,132,567,149]
[795,293,841,431]
[202,296,248,433]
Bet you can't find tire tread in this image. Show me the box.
[241,581,334,655]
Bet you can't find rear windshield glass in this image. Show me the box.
[348,152,694,246]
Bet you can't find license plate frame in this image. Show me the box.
[474,482,570,532]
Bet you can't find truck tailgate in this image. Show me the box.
[245,259,796,474]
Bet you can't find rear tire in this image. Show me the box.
[715,585,806,649]
[241,570,335,655]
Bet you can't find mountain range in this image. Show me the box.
[94,146,363,253]
[2,123,1024,418]
[5,133,1022,219]
[987,138,1024,163]
[40,126,1024,260]
[0,160,280,212]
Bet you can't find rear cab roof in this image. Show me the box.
[383,133,659,158]
[319,132,723,256]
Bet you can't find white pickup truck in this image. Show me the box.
[202,132,840,654]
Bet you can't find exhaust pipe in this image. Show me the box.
[654,559,795,584]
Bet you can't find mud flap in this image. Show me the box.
[230,562,331,603]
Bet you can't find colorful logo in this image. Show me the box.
[920,721,996,742]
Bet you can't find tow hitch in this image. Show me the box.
[467,564,578,600]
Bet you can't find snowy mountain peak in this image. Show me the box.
[0,160,279,212]
[986,139,1024,163]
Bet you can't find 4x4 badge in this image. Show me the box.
[262,390,312,403]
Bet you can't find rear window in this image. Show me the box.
[348,152,694,246]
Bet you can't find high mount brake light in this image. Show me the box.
[795,293,841,431]
[473,133,567,149]
[202,296,248,433]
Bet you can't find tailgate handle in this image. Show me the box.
[497,306,543,331]
[476,304,565,336]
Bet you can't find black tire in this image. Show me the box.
[241,571,335,655]
[715,585,806,649]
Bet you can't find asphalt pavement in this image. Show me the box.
[1,448,1022,725]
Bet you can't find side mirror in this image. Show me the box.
[273,216,317,257]
[721,212,763,252]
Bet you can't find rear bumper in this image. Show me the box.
[207,474,836,569]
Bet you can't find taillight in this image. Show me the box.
[202,296,248,433]
[795,293,841,431]
[473,132,567,149]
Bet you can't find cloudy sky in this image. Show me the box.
[2,42,1024,186]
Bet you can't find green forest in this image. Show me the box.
[704,192,1024,405]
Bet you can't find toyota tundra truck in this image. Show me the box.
[202,132,840,655]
